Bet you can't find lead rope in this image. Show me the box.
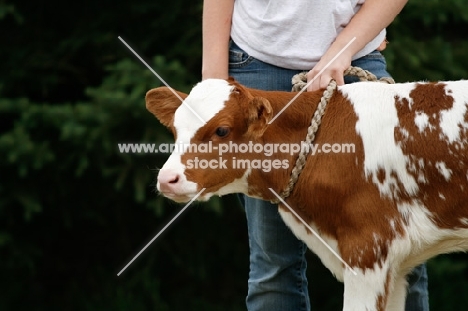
[271,66,394,204]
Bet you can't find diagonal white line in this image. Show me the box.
[268,188,357,275]
[117,36,206,125]
[268,37,356,125]
[117,188,206,276]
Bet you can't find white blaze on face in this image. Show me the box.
[339,82,419,199]
[159,79,234,192]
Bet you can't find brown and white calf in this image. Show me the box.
[145,78,468,311]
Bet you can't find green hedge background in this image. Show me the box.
[1,0,468,310]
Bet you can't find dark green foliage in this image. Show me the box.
[385,0,468,82]
[427,254,468,310]
[1,0,468,310]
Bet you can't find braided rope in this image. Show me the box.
[291,66,394,92]
[271,66,394,204]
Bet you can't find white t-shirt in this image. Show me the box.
[230,0,386,70]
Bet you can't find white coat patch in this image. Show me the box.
[339,82,419,199]
[414,111,432,133]
[439,81,468,143]
[435,161,452,181]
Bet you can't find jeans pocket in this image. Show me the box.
[229,41,254,68]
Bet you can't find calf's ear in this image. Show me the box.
[245,96,273,139]
[145,87,188,128]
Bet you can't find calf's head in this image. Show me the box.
[145,79,274,202]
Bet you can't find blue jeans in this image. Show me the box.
[229,41,429,311]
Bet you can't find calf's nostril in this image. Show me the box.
[157,169,181,186]
[169,175,179,184]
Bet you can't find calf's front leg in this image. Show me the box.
[342,263,405,311]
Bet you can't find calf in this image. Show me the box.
[145,78,468,311]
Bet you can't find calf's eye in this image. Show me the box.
[215,127,230,138]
